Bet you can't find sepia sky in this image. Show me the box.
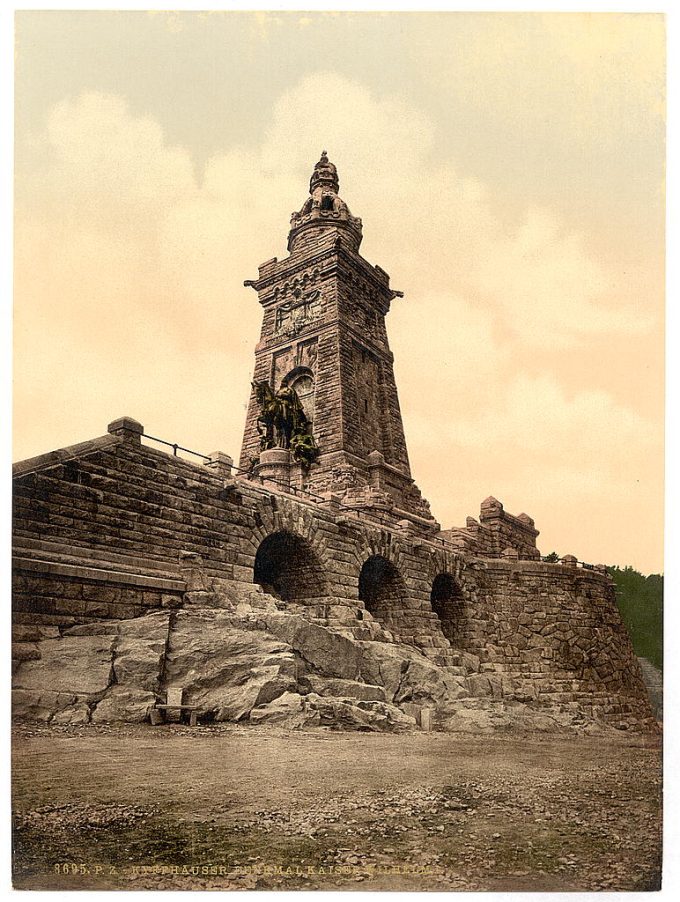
[13,10,665,573]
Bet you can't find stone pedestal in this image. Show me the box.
[256,449,292,489]
[204,451,233,477]
[107,416,143,443]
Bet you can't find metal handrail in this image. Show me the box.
[142,433,211,461]
[142,431,327,504]
[139,431,605,570]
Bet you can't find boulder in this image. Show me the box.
[161,610,298,720]
[304,676,386,702]
[395,657,470,705]
[210,581,282,613]
[355,641,469,707]
[50,702,91,725]
[13,635,114,695]
[262,613,362,680]
[250,693,416,732]
[113,613,171,691]
[309,695,417,732]
[249,692,318,729]
[355,641,411,699]
[92,687,156,723]
[12,689,89,723]
[465,673,493,697]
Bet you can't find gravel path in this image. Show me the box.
[12,723,662,891]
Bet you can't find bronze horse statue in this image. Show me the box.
[252,379,320,466]
[252,380,282,450]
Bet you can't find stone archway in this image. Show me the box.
[358,555,407,622]
[254,530,327,602]
[430,573,465,645]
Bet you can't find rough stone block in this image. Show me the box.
[14,635,114,694]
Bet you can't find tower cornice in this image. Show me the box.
[245,243,402,310]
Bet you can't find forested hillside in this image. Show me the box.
[608,566,663,670]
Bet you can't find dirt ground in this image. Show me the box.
[12,722,662,891]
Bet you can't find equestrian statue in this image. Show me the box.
[252,378,320,467]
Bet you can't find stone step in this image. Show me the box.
[14,536,182,579]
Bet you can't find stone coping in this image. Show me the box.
[12,434,120,477]
[471,557,610,580]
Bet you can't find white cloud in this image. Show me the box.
[14,75,662,574]
[447,373,657,456]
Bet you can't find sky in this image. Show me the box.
[12,10,665,573]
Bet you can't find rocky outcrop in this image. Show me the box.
[249,692,416,732]
[11,595,658,733]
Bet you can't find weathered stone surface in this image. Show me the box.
[162,610,297,721]
[304,676,386,702]
[113,613,171,691]
[12,689,87,723]
[310,696,416,732]
[262,613,362,680]
[249,692,317,729]
[63,622,120,636]
[51,702,91,725]
[355,641,410,699]
[250,692,415,732]
[464,673,488,695]
[355,641,469,707]
[92,687,156,723]
[12,642,41,663]
[13,636,114,694]
[12,625,60,642]
[394,657,470,706]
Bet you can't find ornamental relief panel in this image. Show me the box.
[273,287,324,339]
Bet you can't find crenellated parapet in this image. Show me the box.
[439,496,540,561]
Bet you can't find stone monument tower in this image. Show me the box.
[240,152,437,530]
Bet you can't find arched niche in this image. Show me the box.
[254,530,326,602]
[430,573,465,645]
[358,555,407,621]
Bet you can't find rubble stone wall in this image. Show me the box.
[451,559,652,723]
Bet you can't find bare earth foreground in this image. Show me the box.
[12,723,661,892]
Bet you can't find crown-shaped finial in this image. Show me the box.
[310,151,339,194]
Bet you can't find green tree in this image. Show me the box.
[609,565,663,670]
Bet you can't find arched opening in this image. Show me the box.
[430,573,465,645]
[285,366,315,425]
[321,195,335,211]
[254,530,326,602]
[358,555,406,620]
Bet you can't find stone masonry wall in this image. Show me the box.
[452,559,652,724]
[441,496,541,561]
[12,425,653,727]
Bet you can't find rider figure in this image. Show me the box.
[275,379,304,447]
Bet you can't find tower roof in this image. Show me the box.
[288,151,363,253]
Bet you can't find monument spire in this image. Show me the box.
[241,154,438,530]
